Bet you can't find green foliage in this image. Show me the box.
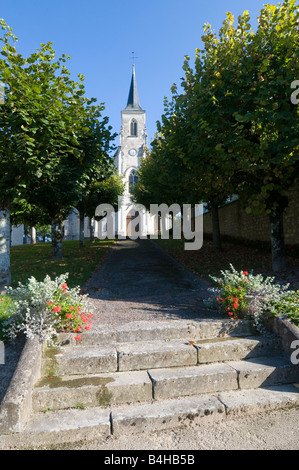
[270,290,299,327]
[207,264,297,332]
[134,0,299,269]
[2,274,93,343]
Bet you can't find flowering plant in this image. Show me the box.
[205,264,296,333]
[3,273,93,343]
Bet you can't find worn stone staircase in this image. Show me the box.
[4,318,299,448]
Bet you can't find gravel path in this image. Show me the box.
[70,407,299,450]
[83,239,222,329]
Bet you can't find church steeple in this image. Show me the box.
[126,64,142,110]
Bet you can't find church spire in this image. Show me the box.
[126,64,142,110]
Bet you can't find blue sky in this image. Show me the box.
[1,0,271,148]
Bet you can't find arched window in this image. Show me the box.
[130,119,137,136]
[129,169,138,191]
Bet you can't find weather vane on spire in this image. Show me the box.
[129,52,139,66]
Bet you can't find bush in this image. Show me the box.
[205,264,297,332]
[2,273,93,343]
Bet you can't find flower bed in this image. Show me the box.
[2,274,93,343]
[205,264,299,332]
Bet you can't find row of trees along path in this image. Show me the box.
[0,19,124,294]
[132,0,299,272]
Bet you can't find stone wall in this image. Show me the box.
[203,187,299,246]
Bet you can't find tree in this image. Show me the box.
[193,1,299,269]
[139,0,298,266]
[0,20,114,290]
[73,104,119,247]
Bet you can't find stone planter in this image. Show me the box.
[238,295,254,319]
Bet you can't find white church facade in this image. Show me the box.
[112,64,156,238]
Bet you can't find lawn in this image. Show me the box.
[154,237,299,286]
[0,239,114,339]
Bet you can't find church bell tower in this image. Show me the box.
[114,64,147,192]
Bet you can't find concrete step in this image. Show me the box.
[149,356,299,400]
[6,384,298,448]
[33,355,299,412]
[41,335,281,377]
[32,370,153,412]
[54,319,257,347]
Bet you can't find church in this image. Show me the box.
[10,64,157,244]
[112,64,156,238]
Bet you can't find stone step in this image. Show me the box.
[149,356,299,400]
[33,355,299,412]
[7,384,298,448]
[55,319,257,347]
[41,335,281,377]
[32,370,153,412]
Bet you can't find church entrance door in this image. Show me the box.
[126,211,140,237]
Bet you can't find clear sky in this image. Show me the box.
[1,0,272,148]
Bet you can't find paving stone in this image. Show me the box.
[148,363,238,399]
[227,356,299,389]
[117,339,197,371]
[111,395,226,435]
[195,336,281,364]
[33,370,152,412]
[41,346,118,376]
[218,384,299,416]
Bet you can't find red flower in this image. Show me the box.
[85,325,91,330]
[74,335,81,341]
[243,271,248,276]
[53,306,61,313]
[61,283,68,290]
[66,313,72,319]
[228,311,233,316]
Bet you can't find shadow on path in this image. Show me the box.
[83,239,223,325]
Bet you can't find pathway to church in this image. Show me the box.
[83,238,220,328]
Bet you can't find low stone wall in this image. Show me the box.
[203,187,299,246]
[0,337,43,434]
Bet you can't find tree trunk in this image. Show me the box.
[89,217,95,242]
[51,219,63,259]
[269,209,286,271]
[211,204,222,251]
[0,208,11,293]
[30,227,36,244]
[79,212,85,248]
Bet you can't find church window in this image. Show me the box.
[130,119,138,136]
[129,169,138,191]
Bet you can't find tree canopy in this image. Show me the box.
[133,0,299,269]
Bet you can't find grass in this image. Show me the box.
[154,237,299,283]
[10,239,114,288]
[0,239,114,339]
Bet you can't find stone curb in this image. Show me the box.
[264,315,299,359]
[0,336,43,434]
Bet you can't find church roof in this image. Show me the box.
[125,64,143,110]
